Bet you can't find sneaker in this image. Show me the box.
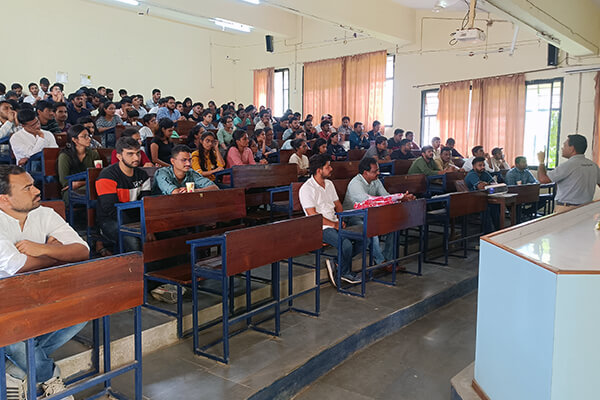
[5,373,26,400]
[41,376,74,400]
[341,273,361,284]
[324,259,337,288]
[151,284,185,304]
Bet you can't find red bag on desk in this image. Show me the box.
[353,193,407,209]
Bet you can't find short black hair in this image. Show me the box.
[320,120,330,129]
[39,77,50,86]
[394,128,404,136]
[471,146,483,156]
[171,144,191,158]
[399,139,411,147]
[127,109,139,118]
[308,154,331,176]
[4,91,18,99]
[567,134,587,154]
[36,100,53,112]
[202,109,213,118]
[50,83,64,91]
[405,131,414,137]
[515,156,527,165]
[121,128,139,138]
[446,138,456,145]
[143,113,156,124]
[158,98,168,105]
[106,88,114,94]
[116,137,140,154]
[165,96,175,102]
[342,116,350,122]
[372,120,381,127]
[473,156,486,165]
[0,165,26,195]
[192,102,203,108]
[152,88,161,95]
[53,102,67,111]
[11,83,22,90]
[440,146,452,154]
[353,122,363,129]
[359,157,378,174]
[17,108,37,124]
[97,86,106,91]
[421,145,433,153]
[77,116,94,125]
[291,138,306,150]
[28,82,38,90]
[121,96,132,104]
[118,89,128,95]
[375,136,387,145]
[0,83,5,94]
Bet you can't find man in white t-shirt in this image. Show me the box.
[10,108,58,166]
[299,154,362,286]
[462,145,493,172]
[23,82,42,105]
[0,165,89,399]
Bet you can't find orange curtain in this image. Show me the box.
[303,58,343,126]
[253,67,274,110]
[470,74,526,164]
[437,80,471,157]
[593,72,600,165]
[343,51,387,129]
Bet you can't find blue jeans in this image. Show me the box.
[99,219,141,253]
[5,323,87,383]
[346,218,394,265]
[322,228,363,276]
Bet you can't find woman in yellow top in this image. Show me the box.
[191,131,225,181]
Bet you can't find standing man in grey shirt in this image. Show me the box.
[537,134,600,213]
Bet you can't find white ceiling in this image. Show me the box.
[393,0,469,11]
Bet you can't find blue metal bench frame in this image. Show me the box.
[66,170,97,250]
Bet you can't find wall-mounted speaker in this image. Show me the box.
[547,44,559,66]
[266,35,274,53]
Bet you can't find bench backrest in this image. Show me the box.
[445,171,467,192]
[347,149,365,161]
[0,252,143,347]
[225,215,322,276]
[279,149,294,164]
[329,161,360,180]
[41,200,66,220]
[115,125,139,142]
[366,199,426,237]
[143,188,246,234]
[96,148,113,167]
[383,174,427,196]
[392,159,414,175]
[43,148,61,177]
[507,183,540,205]
[54,133,67,148]
[449,191,488,218]
[176,120,196,137]
[232,164,298,189]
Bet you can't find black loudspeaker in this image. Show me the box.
[266,35,274,53]
[547,44,559,66]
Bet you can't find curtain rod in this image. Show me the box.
[412,66,559,89]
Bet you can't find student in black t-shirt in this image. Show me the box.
[95,137,151,252]
[151,118,175,167]
[390,139,414,160]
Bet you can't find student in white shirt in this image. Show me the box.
[10,108,58,166]
[23,82,42,105]
[0,165,89,397]
[299,154,362,286]
[288,138,309,179]
[462,145,493,172]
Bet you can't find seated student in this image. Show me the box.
[123,109,141,127]
[217,115,235,154]
[407,145,447,176]
[446,138,464,158]
[198,110,216,131]
[156,96,185,122]
[431,136,442,158]
[23,82,42,105]
[54,102,70,133]
[465,157,499,232]
[191,131,225,181]
[462,146,493,172]
[318,120,333,140]
[138,113,157,143]
[303,119,319,141]
[255,110,273,131]
[363,136,390,162]
[152,145,217,195]
[349,122,370,150]
[299,154,362,286]
[254,128,277,162]
[387,128,404,152]
[188,102,204,122]
[0,99,19,140]
[367,120,382,140]
[273,118,289,140]
[0,165,88,398]
[281,130,303,150]
[505,156,538,186]
[66,91,91,127]
[264,127,279,152]
[10,108,58,166]
[227,129,263,167]
[36,100,61,134]
[327,132,348,161]
[337,116,353,139]
[95,101,124,148]
[311,138,328,157]
[391,139,415,160]
[405,131,420,151]
[489,147,510,171]
[131,94,147,118]
[342,157,395,265]
[57,125,102,200]
[150,118,175,167]
[96,137,151,252]
[289,138,310,179]
[77,116,103,149]
[233,108,251,130]
[186,124,205,150]
[283,117,302,141]
[434,146,461,171]
[110,128,153,167]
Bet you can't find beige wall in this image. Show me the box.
[1,0,240,104]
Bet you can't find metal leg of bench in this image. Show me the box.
[417,226,423,276]
[315,249,320,315]
[273,262,280,336]
[245,271,252,327]
[192,267,200,358]
[177,285,183,339]
[443,220,449,266]
[103,315,111,389]
[222,272,230,364]
[229,276,236,319]
[287,258,293,308]
[0,347,5,400]
[134,306,143,400]
[404,229,409,257]
[26,338,36,400]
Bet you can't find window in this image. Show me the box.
[524,79,562,168]
[383,55,395,126]
[273,68,289,118]
[420,89,440,146]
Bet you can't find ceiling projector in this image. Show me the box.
[451,28,486,42]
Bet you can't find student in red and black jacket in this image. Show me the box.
[96,137,151,252]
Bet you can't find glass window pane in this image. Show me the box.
[283,70,289,90]
[383,79,393,126]
[424,91,439,116]
[273,71,283,117]
[386,56,394,79]
[551,81,562,109]
[524,80,561,168]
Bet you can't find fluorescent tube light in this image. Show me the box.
[241,0,260,3]
[113,0,139,5]
[212,17,252,32]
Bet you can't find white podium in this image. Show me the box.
[474,201,600,400]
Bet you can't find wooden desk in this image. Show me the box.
[487,194,517,230]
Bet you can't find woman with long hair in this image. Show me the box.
[216,115,234,154]
[311,138,328,157]
[186,125,205,150]
[95,101,123,147]
[182,97,193,115]
[327,133,348,161]
[191,131,225,181]
[226,130,259,167]
[150,118,175,167]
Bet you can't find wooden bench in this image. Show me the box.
[383,174,428,197]
[41,200,66,220]
[0,252,143,400]
[54,133,67,148]
[507,183,540,222]
[336,199,427,297]
[347,149,366,161]
[329,161,360,180]
[175,120,196,137]
[188,214,323,363]
[115,189,247,337]
[278,149,294,164]
[25,148,61,200]
[68,167,102,249]
[391,159,415,175]
[445,171,467,192]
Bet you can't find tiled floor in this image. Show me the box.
[295,291,478,400]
